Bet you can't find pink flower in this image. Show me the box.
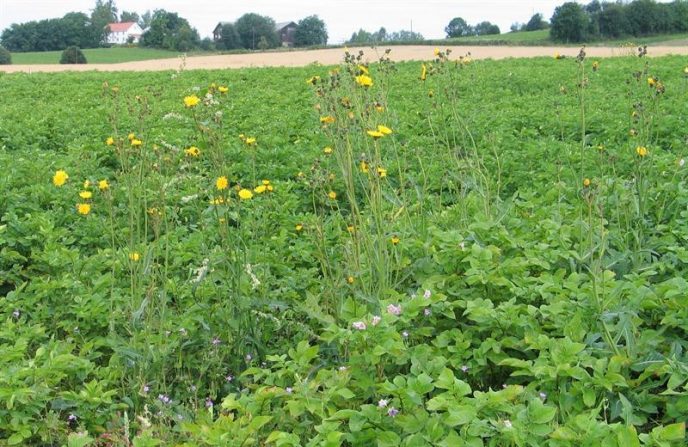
[387,303,401,316]
[371,315,382,326]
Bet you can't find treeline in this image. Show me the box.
[215,14,327,50]
[551,0,688,42]
[347,27,424,44]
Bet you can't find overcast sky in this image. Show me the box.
[0,1,650,44]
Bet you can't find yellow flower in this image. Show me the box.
[420,63,427,81]
[647,77,656,87]
[360,161,369,173]
[245,137,257,146]
[375,102,384,112]
[636,146,648,157]
[131,138,143,147]
[357,64,369,75]
[184,95,200,108]
[355,75,373,87]
[216,176,228,190]
[79,191,93,199]
[391,235,400,245]
[306,76,320,85]
[684,66,688,75]
[323,146,333,155]
[83,180,91,189]
[377,125,392,135]
[347,225,355,233]
[592,61,600,71]
[254,185,267,194]
[367,130,384,139]
[98,179,109,191]
[377,167,387,178]
[106,137,115,146]
[127,133,135,141]
[320,115,335,124]
[583,178,591,187]
[185,146,200,157]
[129,252,140,262]
[238,188,253,200]
[262,179,271,185]
[210,196,225,205]
[76,203,91,215]
[328,191,337,200]
[295,223,303,232]
[347,276,355,284]
[218,86,229,94]
[53,170,69,186]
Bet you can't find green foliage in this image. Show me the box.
[217,23,240,50]
[235,13,279,50]
[444,17,472,37]
[139,9,200,52]
[525,13,549,31]
[59,46,87,64]
[474,21,501,36]
[294,15,328,47]
[0,12,100,52]
[119,11,140,24]
[90,0,118,45]
[0,45,11,65]
[2,51,688,445]
[551,2,589,42]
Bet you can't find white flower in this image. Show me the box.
[352,321,367,330]
[504,419,513,429]
[371,315,381,326]
[378,399,388,408]
[423,289,431,299]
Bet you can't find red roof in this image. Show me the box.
[107,22,136,32]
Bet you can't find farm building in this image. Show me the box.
[106,22,143,45]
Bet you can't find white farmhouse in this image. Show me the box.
[105,22,144,45]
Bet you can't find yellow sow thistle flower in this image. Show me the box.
[434,48,440,56]
[127,133,135,141]
[76,203,91,215]
[583,178,591,187]
[83,180,91,189]
[244,137,257,146]
[238,188,253,200]
[347,225,355,233]
[347,276,355,284]
[218,86,229,94]
[295,223,303,232]
[360,161,369,173]
[184,95,200,108]
[79,191,93,200]
[129,252,141,262]
[306,76,320,85]
[647,77,656,87]
[216,176,229,190]
[323,146,333,155]
[98,179,109,191]
[131,138,143,147]
[185,146,201,157]
[636,146,648,157]
[328,191,337,200]
[106,137,115,146]
[53,170,69,186]
[377,125,392,135]
[391,235,400,245]
[320,115,335,124]
[254,185,267,194]
[377,167,387,178]
[357,64,369,75]
[420,63,427,81]
[367,130,384,139]
[355,74,373,88]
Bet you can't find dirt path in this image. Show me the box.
[2,45,687,73]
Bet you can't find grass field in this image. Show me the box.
[1,51,688,445]
[9,46,186,64]
[444,29,688,47]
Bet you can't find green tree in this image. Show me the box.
[235,13,278,50]
[525,13,548,31]
[474,21,500,35]
[294,15,328,47]
[91,0,118,44]
[0,46,11,65]
[120,11,139,23]
[139,10,152,30]
[387,30,424,42]
[217,23,240,50]
[60,46,87,64]
[598,3,630,38]
[445,17,472,37]
[139,9,200,51]
[550,2,589,42]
